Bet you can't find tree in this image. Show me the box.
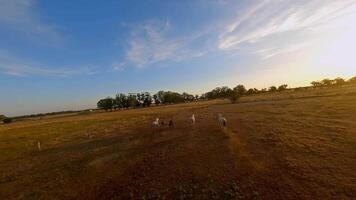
[228,91,239,103]
[153,94,160,105]
[348,76,356,84]
[269,86,277,92]
[142,92,152,107]
[234,84,247,96]
[97,97,115,111]
[278,84,288,91]
[3,118,12,124]
[182,92,195,102]
[246,88,254,95]
[333,77,345,86]
[0,115,5,121]
[311,81,322,88]
[127,94,140,108]
[321,79,333,87]
[115,93,128,108]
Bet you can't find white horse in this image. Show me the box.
[37,140,42,151]
[217,114,227,127]
[191,114,195,125]
[152,118,160,128]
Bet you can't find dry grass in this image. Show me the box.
[0,87,355,199]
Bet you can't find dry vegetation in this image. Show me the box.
[0,86,356,199]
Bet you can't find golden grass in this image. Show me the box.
[0,87,355,199]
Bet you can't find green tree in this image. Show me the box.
[228,91,239,103]
[348,76,356,84]
[153,94,160,105]
[97,97,115,111]
[333,77,345,86]
[269,86,277,92]
[311,81,322,87]
[321,79,333,87]
[127,94,140,108]
[278,84,288,91]
[142,92,152,107]
[234,84,247,95]
[3,118,12,124]
[246,88,255,95]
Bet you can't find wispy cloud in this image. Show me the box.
[219,0,356,58]
[0,51,95,77]
[0,0,63,42]
[123,20,207,68]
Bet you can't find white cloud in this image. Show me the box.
[112,62,126,71]
[219,0,356,58]
[0,0,62,41]
[0,51,95,77]
[124,20,206,68]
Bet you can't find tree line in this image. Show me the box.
[1,76,355,124]
[96,76,356,111]
[97,91,197,111]
[201,84,288,102]
[310,77,356,87]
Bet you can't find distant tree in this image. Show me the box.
[127,94,140,108]
[234,84,247,95]
[311,81,322,88]
[115,93,128,108]
[269,86,277,92]
[321,79,333,87]
[278,84,288,91]
[182,92,195,102]
[0,115,5,121]
[153,94,160,105]
[260,88,267,93]
[142,92,152,107]
[195,95,199,100]
[220,86,231,98]
[3,117,13,124]
[294,87,305,91]
[246,88,255,95]
[348,76,356,84]
[333,77,346,86]
[228,91,239,103]
[97,97,115,111]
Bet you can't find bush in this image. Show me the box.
[3,118,13,124]
[228,92,240,103]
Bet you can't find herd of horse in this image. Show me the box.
[151,113,227,130]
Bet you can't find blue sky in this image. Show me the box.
[0,0,355,116]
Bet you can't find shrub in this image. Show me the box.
[3,118,13,124]
[278,84,288,91]
[269,86,277,92]
[228,92,240,103]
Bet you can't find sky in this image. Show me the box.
[0,0,355,116]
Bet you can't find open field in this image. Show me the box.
[1,86,356,200]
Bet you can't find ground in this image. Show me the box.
[0,86,356,200]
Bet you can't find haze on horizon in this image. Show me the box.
[0,0,355,117]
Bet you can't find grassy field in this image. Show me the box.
[1,86,356,199]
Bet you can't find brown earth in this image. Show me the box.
[0,86,356,199]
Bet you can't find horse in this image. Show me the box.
[191,114,196,125]
[152,118,160,128]
[217,114,227,127]
[168,119,175,128]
